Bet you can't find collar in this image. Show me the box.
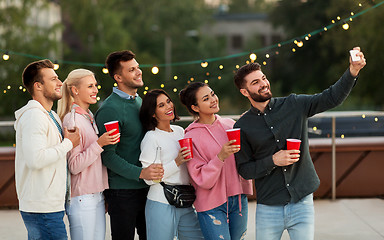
[113,87,138,100]
[250,98,275,114]
[72,103,94,123]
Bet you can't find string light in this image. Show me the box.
[53,61,59,70]
[160,84,164,88]
[263,61,267,65]
[190,77,194,81]
[375,117,378,122]
[2,52,10,61]
[102,67,109,74]
[143,91,147,95]
[173,88,177,92]
[292,48,296,52]
[265,54,270,58]
[249,53,257,61]
[0,1,382,75]
[218,65,224,70]
[151,66,159,75]
[342,22,350,30]
[204,80,208,84]
[114,83,117,87]
[235,65,240,69]
[297,41,304,47]
[145,86,149,90]
[173,76,178,80]
[96,97,100,101]
[97,85,101,89]
[362,114,366,118]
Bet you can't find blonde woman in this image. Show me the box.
[57,69,119,240]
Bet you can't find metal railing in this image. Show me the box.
[2,110,384,200]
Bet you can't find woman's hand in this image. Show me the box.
[97,129,120,147]
[217,140,240,162]
[175,147,192,167]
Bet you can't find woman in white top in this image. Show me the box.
[139,89,203,240]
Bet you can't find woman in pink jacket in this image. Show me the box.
[179,82,253,240]
[57,69,119,240]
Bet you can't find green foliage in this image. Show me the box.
[269,0,384,110]
[0,0,62,115]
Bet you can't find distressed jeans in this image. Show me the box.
[197,194,248,240]
[255,193,315,240]
[20,211,67,240]
[145,199,204,240]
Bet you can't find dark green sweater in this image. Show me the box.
[234,69,357,205]
[95,92,147,189]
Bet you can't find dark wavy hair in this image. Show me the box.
[22,59,54,96]
[179,82,207,117]
[140,89,179,131]
[234,62,261,89]
[105,50,135,80]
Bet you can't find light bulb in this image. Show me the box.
[342,23,349,30]
[249,53,257,61]
[2,53,10,61]
[151,66,159,75]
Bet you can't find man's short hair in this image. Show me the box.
[22,59,54,95]
[234,62,261,89]
[105,50,136,80]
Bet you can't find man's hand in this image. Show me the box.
[139,163,164,180]
[349,46,366,77]
[64,127,80,148]
[272,149,300,166]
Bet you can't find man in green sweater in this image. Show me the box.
[95,50,164,240]
[233,47,366,240]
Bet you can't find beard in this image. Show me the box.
[248,89,272,103]
[43,90,62,102]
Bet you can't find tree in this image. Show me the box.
[0,0,62,116]
[269,0,384,110]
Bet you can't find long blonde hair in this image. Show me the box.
[57,69,94,120]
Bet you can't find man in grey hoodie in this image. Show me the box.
[14,59,80,240]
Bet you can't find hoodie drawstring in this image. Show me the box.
[238,194,243,217]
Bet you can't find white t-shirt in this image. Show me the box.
[140,125,190,204]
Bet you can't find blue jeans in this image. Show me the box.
[145,199,204,240]
[255,194,314,240]
[197,194,248,240]
[20,211,67,240]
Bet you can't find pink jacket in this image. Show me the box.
[185,115,253,212]
[63,106,108,198]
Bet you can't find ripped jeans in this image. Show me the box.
[197,194,248,240]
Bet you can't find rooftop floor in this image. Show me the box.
[0,198,383,240]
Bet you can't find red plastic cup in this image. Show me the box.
[178,138,193,159]
[104,120,120,142]
[286,138,301,150]
[226,128,241,147]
